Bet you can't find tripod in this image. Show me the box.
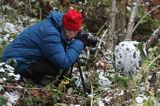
[59,59,87,96]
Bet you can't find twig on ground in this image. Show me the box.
[0,84,87,99]
[150,66,160,74]
[1,85,44,90]
[90,81,93,106]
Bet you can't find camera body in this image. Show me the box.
[76,31,99,47]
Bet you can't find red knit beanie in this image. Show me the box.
[62,9,82,31]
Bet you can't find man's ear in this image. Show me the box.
[62,27,65,31]
[63,27,67,34]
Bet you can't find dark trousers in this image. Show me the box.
[21,59,60,82]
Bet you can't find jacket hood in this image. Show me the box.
[48,11,64,31]
[48,11,68,43]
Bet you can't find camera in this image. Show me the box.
[76,31,99,47]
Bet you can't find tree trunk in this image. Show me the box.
[116,0,128,43]
[106,0,116,51]
[38,0,52,18]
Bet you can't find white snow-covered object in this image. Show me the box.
[3,22,19,34]
[3,91,21,106]
[114,41,141,75]
[98,98,105,106]
[97,69,112,87]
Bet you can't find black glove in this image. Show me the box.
[76,31,99,47]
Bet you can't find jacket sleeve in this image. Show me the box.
[40,28,84,69]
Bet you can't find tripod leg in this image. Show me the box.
[77,60,87,96]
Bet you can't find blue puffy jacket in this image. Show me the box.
[2,11,84,74]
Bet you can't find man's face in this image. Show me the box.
[64,28,78,40]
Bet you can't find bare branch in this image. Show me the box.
[147,54,160,70]
[144,26,160,56]
[133,5,160,34]
[125,0,139,40]
[98,28,108,49]
[28,0,32,14]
